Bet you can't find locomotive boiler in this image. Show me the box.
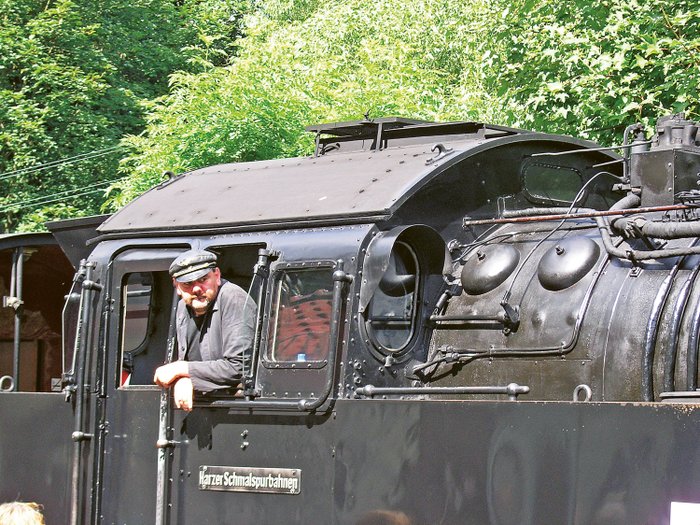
[426,114,700,404]
[1,113,699,525]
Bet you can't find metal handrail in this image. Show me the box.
[69,261,101,525]
[355,383,530,401]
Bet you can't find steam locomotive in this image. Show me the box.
[1,113,699,525]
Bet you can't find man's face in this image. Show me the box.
[174,268,221,316]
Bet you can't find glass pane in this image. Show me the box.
[120,273,153,384]
[367,243,418,351]
[270,268,334,362]
[523,163,582,203]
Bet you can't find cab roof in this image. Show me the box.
[97,119,598,236]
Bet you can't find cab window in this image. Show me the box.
[113,245,262,389]
[268,267,334,363]
[118,270,171,386]
[522,162,583,204]
[119,272,154,385]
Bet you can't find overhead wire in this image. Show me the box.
[0,145,128,218]
[0,177,127,213]
[0,145,125,183]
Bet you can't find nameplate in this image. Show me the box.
[198,466,301,494]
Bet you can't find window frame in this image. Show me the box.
[108,247,183,390]
[262,261,337,370]
[358,224,449,363]
[520,160,584,206]
[118,271,157,384]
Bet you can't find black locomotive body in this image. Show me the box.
[2,115,700,525]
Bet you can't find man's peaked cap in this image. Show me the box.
[169,249,217,283]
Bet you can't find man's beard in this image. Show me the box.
[191,297,210,313]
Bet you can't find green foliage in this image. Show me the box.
[177,0,254,67]
[257,0,319,23]
[485,0,700,143]
[0,0,116,230]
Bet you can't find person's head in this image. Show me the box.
[0,501,45,525]
[355,510,412,525]
[169,250,222,316]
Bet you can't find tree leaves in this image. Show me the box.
[0,0,252,231]
[485,0,700,140]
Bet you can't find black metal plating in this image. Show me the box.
[8,114,700,524]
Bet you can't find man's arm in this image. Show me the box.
[153,360,189,387]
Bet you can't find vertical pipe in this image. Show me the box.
[685,249,700,393]
[245,249,273,400]
[155,293,179,525]
[12,247,24,391]
[375,122,384,151]
[663,275,693,392]
[663,256,700,392]
[687,299,700,391]
[70,261,97,525]
[298,260,351,411]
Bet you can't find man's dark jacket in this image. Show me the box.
[175,279,256,392]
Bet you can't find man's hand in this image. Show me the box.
[153,360,189,387]
[173,377,194,411]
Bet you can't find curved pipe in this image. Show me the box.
[606,190,700,241]
[596,217,700,260]
[608,193,641,230]
[663,271,696,392]
[642,266,680,401]
[609,193,641,212]
[612,217,700,240]
[687,293,700,391]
